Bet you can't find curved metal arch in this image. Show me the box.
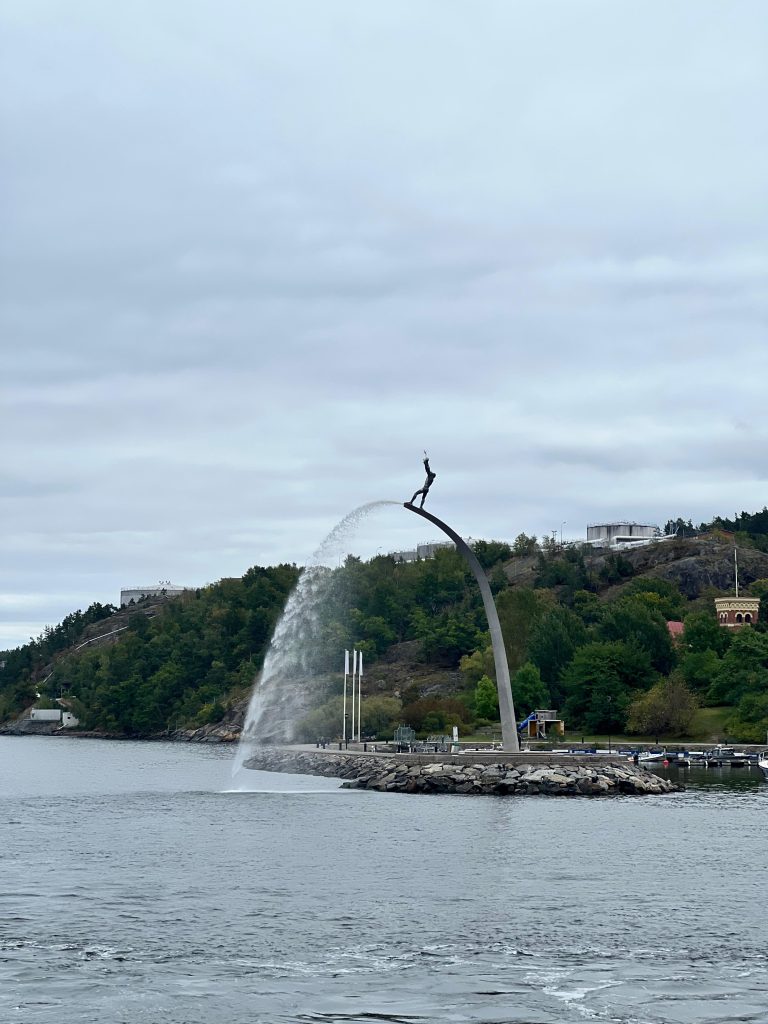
[404,503,519,751]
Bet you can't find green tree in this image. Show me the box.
[598,553,634,585]
[351,611,397,656]
[708,629,768,705]
[683,611,731,657]
[489,565,508,595]
[412,609,482,666]
[472,540,512,569]
[512,533,538,556]
[459,642,495,686]
[527,606,587,704]
[536,550,590,597]
[621,578,685,621]
[599,597,676,674]
[573,589,602,625]
[562,641,656,732]
[127,611,152,638]
[511,662,549,717]
[295,697,344,742]
[400,696,472,732]
[495,587,554,673]
[679,648,722,696]
[473,675,499,720]
[664,517,696,538]
[360,696,402,738]
[726,690,768,743]
[626,675,699,738]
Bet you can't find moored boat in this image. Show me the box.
[758,752,768,781]
[639,747,761,769]
[637,750,667,764]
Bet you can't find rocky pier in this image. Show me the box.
[243,748,679,796]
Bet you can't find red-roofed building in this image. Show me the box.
[667,621,685,641]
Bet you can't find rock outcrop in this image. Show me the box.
[168,696,249,743]
[0,717,61,736]
[169,722,242,743]
[243,748,679,796]
[604,535,768,600]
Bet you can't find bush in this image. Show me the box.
[400,696,472,732]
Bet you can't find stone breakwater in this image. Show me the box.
[243,749,680,796]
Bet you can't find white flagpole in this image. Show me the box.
[357,650,363,743]
[351,649,357,744]
[343,650,349,743]
[735,546,739,598]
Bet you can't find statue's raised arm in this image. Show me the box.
[408,452,436,508]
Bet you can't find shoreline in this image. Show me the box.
[0,721,241,743]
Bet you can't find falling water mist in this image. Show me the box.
[232,501,401,774]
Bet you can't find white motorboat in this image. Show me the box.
[638,750,667,764]
[758,752,768,781]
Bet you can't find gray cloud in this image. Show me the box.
[2,0,766,646]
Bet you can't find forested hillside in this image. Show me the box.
[3,510,768,743]
[0,566,299,734]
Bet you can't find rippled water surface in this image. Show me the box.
[1,737,766,1024]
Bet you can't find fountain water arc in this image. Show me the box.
[233,497,520,777]
[232,500,401,773]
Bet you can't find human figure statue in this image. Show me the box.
[409,452,436,508]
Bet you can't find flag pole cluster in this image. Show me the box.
[343,648,363,743]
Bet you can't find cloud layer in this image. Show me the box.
[2,1,766,647]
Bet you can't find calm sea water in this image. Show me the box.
[1,737,766,1024]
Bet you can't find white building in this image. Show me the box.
[120,581,189,606]
[390,540,455,563]
[417,541,453,559]
[391,549,418,563]
[30,708,79,727]
[585,522,661,550]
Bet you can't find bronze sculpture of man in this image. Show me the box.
[409,452,436,508]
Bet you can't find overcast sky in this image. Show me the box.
[2,1,766,649]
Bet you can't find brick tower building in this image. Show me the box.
[714,547,760,628]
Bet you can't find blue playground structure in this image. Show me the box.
[517,709,564,739]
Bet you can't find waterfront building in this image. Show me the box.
[29,708,79,727]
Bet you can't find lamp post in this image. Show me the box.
[560,521,566,547]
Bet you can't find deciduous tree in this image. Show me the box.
[626,675,698,738]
